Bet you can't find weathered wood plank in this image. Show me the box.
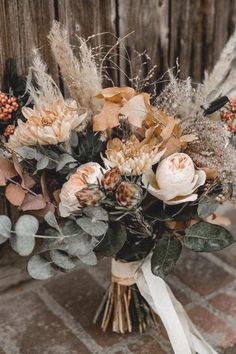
[57,0,117,87]
[118,0,169,88]
[0,0,58,83]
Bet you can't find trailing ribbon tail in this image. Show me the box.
[138,258,218,354]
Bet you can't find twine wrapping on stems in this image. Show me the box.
[112,257,218,354]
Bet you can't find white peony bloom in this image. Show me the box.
[59,162,104,217]
[142,152,206,205]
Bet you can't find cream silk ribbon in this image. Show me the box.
[112,258,218,354]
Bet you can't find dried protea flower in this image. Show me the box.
[101,167,121,191]
[75,186,105,208]
[116,181,143,209]
[0,92,18,121]
[4,124,15,137]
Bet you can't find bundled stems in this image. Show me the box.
[94,281,159,334]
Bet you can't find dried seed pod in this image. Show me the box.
[75,186,105,207]
[101,167,121,191]
[116,181,142,209]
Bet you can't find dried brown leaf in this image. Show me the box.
[5,183,26,206]
[21,193,47,211]
[0,159,18,186]
[119,93,151,128]
[93,101,121,131]
[96,87,135,103]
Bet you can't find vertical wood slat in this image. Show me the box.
[57,0,117,87]
[0,0,57,84]
[118,0,169,88]
[118,0,236,83]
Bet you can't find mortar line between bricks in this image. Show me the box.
[37,287,104,354]
[168,275,236,328]
[200,253,236,277]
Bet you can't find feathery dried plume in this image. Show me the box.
[155,69,204,127]
[26,50,63,108]
[186,117,236,184]
[203,28,236,101]
[48,21,102,112]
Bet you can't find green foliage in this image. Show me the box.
[27,255,57,280]
[95,222,127,257]
[76,129,104,163]
[79,251,97,265]
[56,154,76,172]
[151,236,182,278]
[11,215,39,256]
[83,206,109,221]
[184,221,234,252]
[50,250,75,270]
[76,217,108,236]
[0,215,12,244]
[197,196,219,218]
[44,211,61,233]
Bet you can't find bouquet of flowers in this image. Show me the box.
[0,22,236,354]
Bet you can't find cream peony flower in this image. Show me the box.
[7,99,87,149]
[103,135,166,176]
[59,162,104,217]
[142,152,206,205]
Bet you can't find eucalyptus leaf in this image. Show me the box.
[0,215,12,244]
[12,215,39,256]
[83,206,109,221]
[65,234,93,256]
[76,217,108,236]
[44,211,61,232]
[70,131,79,147]
[27,255,57,280]
[95,222,127,257]
[50,250,75,270]
[56,154,77,172]
[63,221,93,256]
[37,156,50,171]
[184,221,234,252]
[79,251,97,265]
[151,236,182,278]
[15,147,42,160]
[197,197,219,218]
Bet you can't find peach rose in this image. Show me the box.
[59,162,104,217]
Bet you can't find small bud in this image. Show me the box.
[75,186,105,208]
[101,167,121,191]
[116,181,142,209]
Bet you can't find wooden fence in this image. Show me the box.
[1,0,236,85]
[0,0,236,290]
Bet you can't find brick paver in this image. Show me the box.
[0,247,235,353]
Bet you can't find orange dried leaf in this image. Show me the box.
[119,93,151,128]
[21,193,47,211]
[0,159,18,185]
[5,183,26,206]
[202,167,218,180]
[96,87,135,103]
[12,153,35,189]
[162,136,182,157]
[93,101,121,131]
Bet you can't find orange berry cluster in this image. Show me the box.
[4,124,15,137]
[221,98,236,133]
[0,91,18,121]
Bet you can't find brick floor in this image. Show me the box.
[0,246,235,353]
